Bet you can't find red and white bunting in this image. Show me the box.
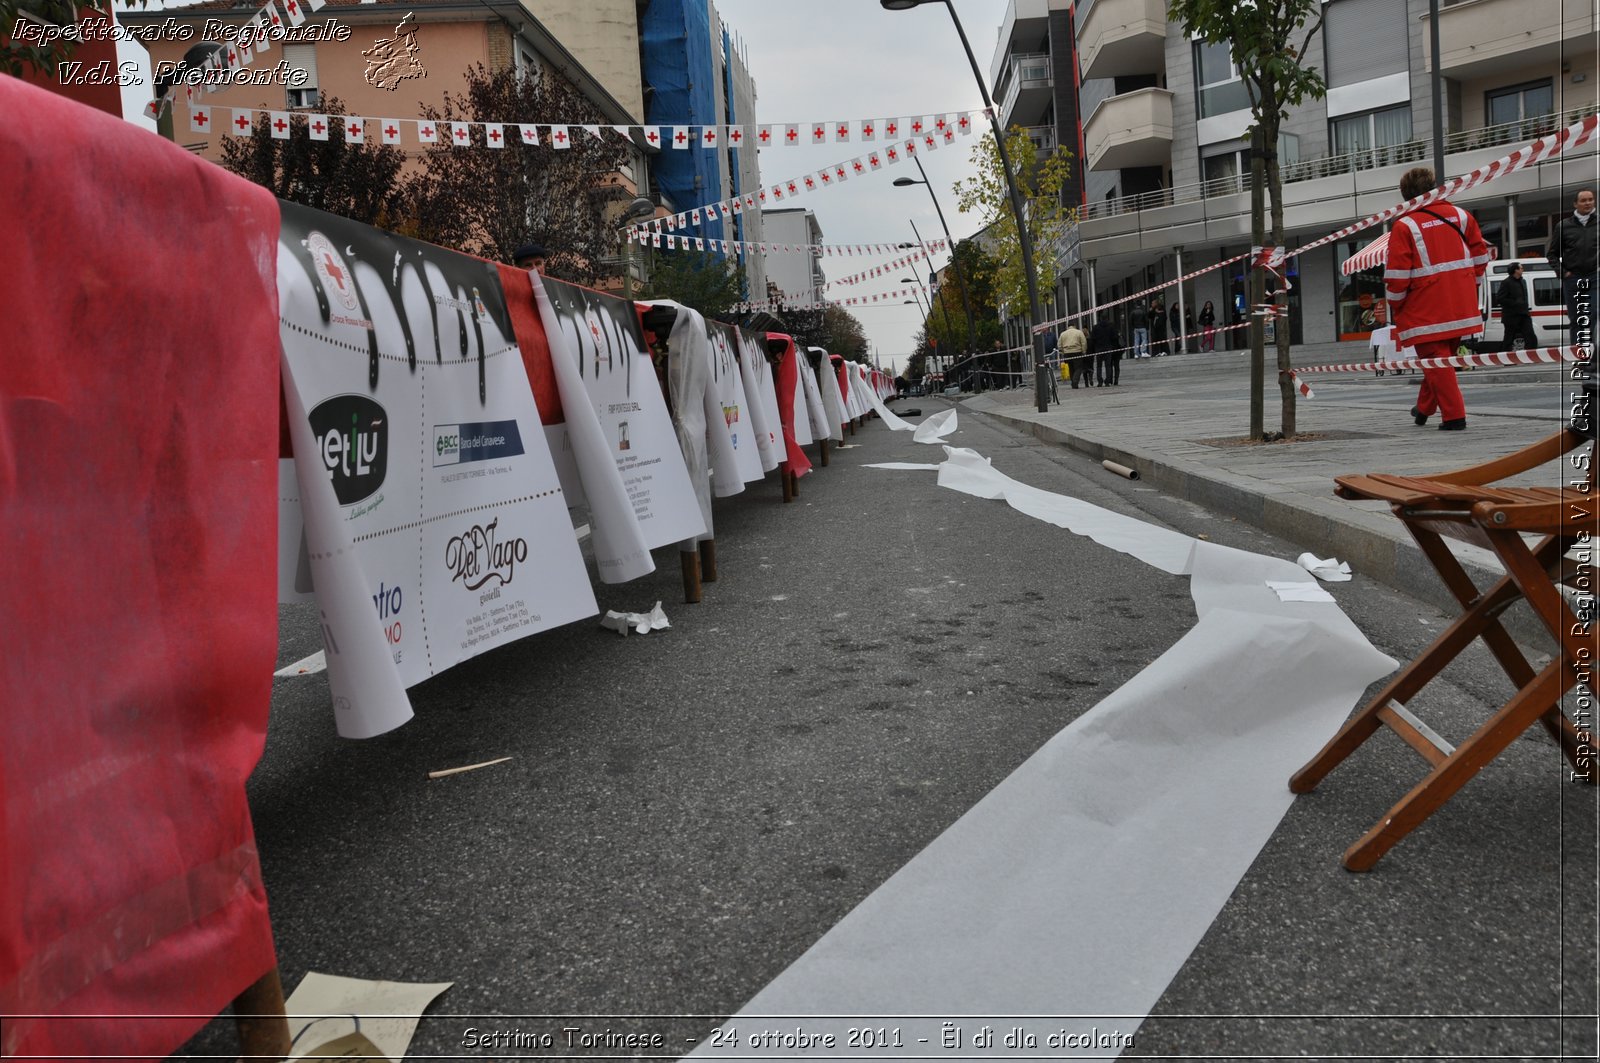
[268,110,290,139]
[229,108,253,136]
[672,126,691,149]
[519,124,539,146]
[484,123,504,148]
[784,124,801,146]
[811,122,826,144]
[345,117,364,143]
[190,106,210,133]
[415,120,437,145]
[308,113,329,141]
[549,125,570,149]
[382,120,402,145]
[282,0,306,26]
[450,122,471,146]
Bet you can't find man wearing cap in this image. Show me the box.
[512,241,547,275]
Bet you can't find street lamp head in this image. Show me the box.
[900,278,916,284]
[897,242,916,249]
[892,177,923,187]
[622,195,655,223]
[880,0,929,9]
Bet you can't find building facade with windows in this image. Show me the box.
[991,0,1599,346]
[760,208,825,306]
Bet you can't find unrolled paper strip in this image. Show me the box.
[1296,553,1353,582]
[600,601,671,636]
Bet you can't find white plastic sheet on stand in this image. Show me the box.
[736,328,783,471]
[809,347,848,442]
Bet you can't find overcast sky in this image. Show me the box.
[713,0,1012,372]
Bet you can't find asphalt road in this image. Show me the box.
[177,402,1596,1060]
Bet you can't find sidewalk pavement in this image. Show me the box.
[959,342,1587,641]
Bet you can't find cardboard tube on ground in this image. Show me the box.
[1102,459,1140,480]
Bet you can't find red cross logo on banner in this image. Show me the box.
[813,125,825,142]
[488,127,500,143]
[835,165,847,179]
[235,113,253,133]
[821,170,832,184]
[863,123,874,137]
[195,110,209,127]
[647,130,659,143]
[936,116,947,131]
[852,160,863,173]
[673,129,686,145]
[730,129,742,143]
[459,126,473,142]
[312,119,326,135]
[349,121,362,136]
[887,146,898,161]
[521,127,536,143]
[805,176,815,189]
[758,128,771,143]
[773,185,784,199]
[911,119,923,133]
[704,129,716,143]
[227,48,237,65]
[759,189,767,202]
[786,128,799,143]
[787,181,797,194]
[269,9,281,27]
[386,125,399,139]
[554,129,567,144]
[273,117,288,133]
[959,114,971,131]
[421,125,433,137]
[886,120,898,136]
[286,0,298,14]
[836,124,848,138]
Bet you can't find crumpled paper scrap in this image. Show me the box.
[1266,579,1336,603]
[1296,552,1353,582]
[601,601,671,636]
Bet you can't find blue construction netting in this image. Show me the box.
[641,0,724,242]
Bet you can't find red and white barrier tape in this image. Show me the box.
[1288,345,1588,399]
[1032,113,1599,336]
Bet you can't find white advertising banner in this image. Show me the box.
[708,321,769,484]
[808,348,847,442]
[276,202,598,737]
[536,277,705,565]
[736,329,784,471]
[797,355,832,443]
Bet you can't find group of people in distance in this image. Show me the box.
[1055,314,1125,390]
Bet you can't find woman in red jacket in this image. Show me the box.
[1384,167,1490,430]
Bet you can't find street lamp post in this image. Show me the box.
[881,0,1050,413]
[893,155,980,371]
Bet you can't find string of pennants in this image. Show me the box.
[729,285,934,314]
[633,231,946,285]
[628,115,990,236]
[145,0,329,116]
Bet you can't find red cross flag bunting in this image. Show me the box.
[731,197,743,214]
[269,110,290,140]
[958,111,972,134]
[923,133,938,152]
[309,114,329,141]
[785,124,800,145]
[519,124,539,145]
[382,121,402,145]
[773,184,785,200]
[640,126,659,146]
[706,204,719,220]
[450,123,470,146]
[581,124,602,141]
[691,208,701,224]
[744,193,757,210]
[851,158,864,174]
[868,152,881,170]
[236,39,253,67]
[484,123,503,148]
[652,232,662,248]
[943,126,956,144]
[282,0,306,25]
[836,121,849,142]
[886,144,899,163]
[729,126,744,145]
[812,123,826,144]
[703,127,718,146]
[228,109,251,136]
[861,121,875,141]
[820,169,833,185]
[672,126,690,149]
[834,163,848,182]
[550,125,570,149]
[190,106,209,133]
[248,13,271,53]
[910,117,924,134]
[262,3,283,35]
[804,175,816,190]
[904,137,917,156]
[346,118,364,143]
[885,118,899,137]
[757,125,773,145]
[416,121,437,144]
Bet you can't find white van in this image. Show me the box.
[1480,257,1566,348]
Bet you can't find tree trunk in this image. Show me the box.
[1249,132,1266,440]
[1266,111,1297,437]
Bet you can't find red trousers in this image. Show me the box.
[1412,339,1466,422]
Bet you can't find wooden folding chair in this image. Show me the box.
[1291,385,1598,871]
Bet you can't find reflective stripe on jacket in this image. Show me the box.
[1384,201,1490,348]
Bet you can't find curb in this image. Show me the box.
[972,404,1557,650]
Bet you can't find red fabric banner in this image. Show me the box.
[0,77,280,1059]
[767,334,813,477]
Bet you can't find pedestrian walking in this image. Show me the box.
[1385,166,1489,431]
[1129,301,1149,357]
[1199,300,1217,352]
[1496,263,1540,351]
[1169,302,1182,355]
[1091,314,1122,386]
[1058,320,1091,389]
[1547,188,1597,370]
[1149,299,1167,356]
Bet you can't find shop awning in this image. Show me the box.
[1341,230,1496,276]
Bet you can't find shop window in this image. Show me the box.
[1336,238,1387,341]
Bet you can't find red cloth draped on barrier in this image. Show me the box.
[0,77,280,1059]
[767,334,813,477]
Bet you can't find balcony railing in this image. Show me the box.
[999,52,1052,125]
[1078,105,1595,223]
[1022,124,1057,154]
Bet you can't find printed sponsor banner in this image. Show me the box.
[734,328,784,473]
[796,354,832,444]
[276,201,597,737]
[535,277,705,558]
[708,321,770,484]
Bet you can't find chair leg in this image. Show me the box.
[233,965,291,1059]
[1343,657,1572,871]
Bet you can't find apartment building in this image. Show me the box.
[990,0,1600,345]
[760,208,825,305]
